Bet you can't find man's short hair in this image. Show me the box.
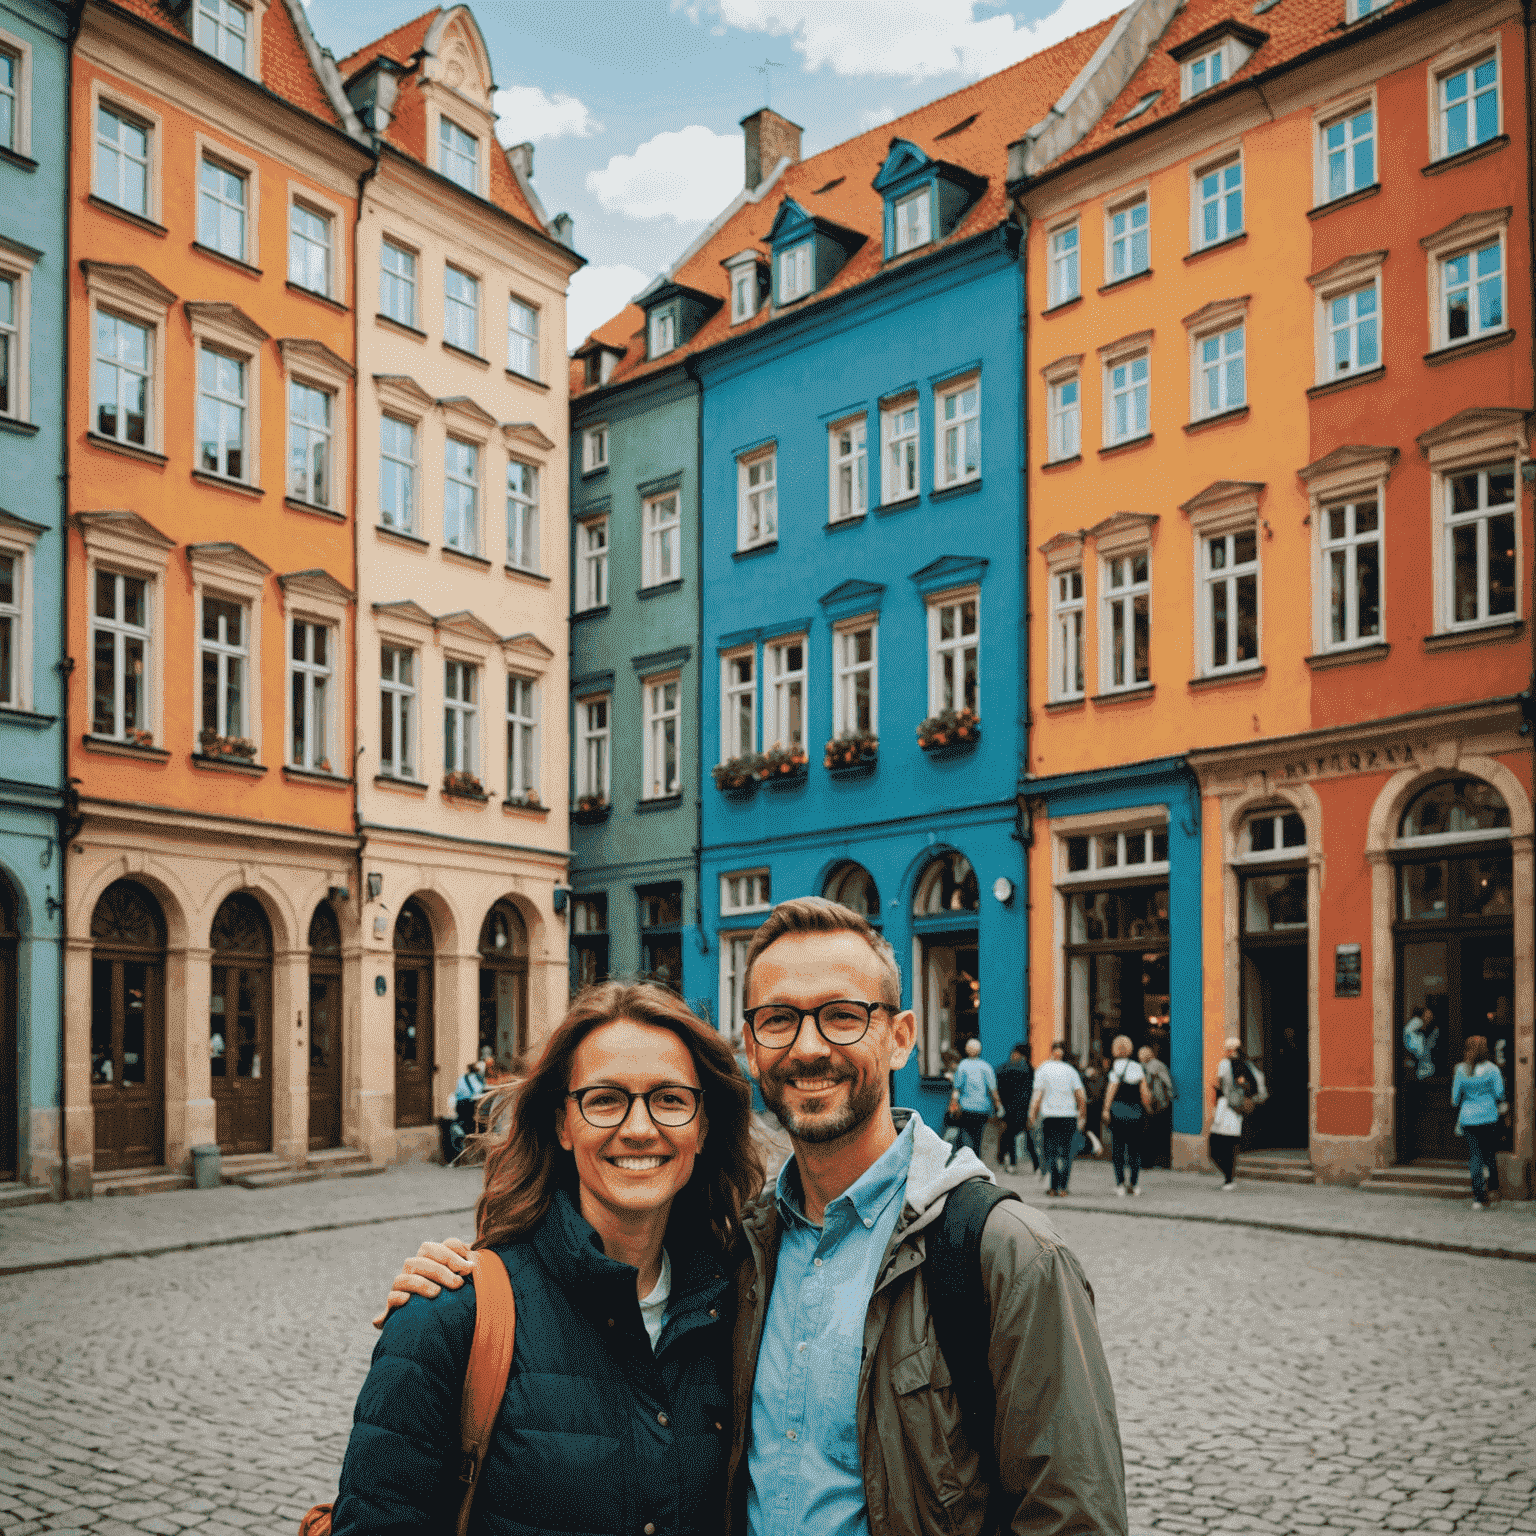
[743,896,902,1008]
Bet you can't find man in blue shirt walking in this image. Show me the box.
[948,1036,1003,1158]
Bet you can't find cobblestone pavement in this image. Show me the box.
[2,1195,1532,1536]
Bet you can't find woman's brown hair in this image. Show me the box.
[472,980,764,1254]
[1464,1034,1490,1070]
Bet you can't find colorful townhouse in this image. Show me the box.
[0,0,68,1201]
[339,6,582,1159]
[1014,0,1533,1189]
[65,0,371,1192]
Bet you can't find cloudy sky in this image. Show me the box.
[309,0,1126,347]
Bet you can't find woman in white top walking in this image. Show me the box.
[1102,1034,1151,1195]
[1028,1042,1086,1197]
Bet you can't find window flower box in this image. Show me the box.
[572,793,611,825]
[824,730,878,778]
[713,754,763,798]
[198,729,258,761]
[916,708,981,756]
[443,770,487,799]
[506,789,543,811]
[759,743,808,789]
[125,727,155,749]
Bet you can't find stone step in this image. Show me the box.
[234,1161,388,1190]
[1359,1165,1472,1199]
[92,1167,195,1198]
[1235,1163,1317,1184]
[304,1146,374,1168]
[0,1182,55,1209]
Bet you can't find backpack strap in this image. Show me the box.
[926,1178,1021,1518]
[455,1249,517,1536]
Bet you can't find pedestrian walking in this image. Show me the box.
[1029,1041,1088,1197]
[1102,1035,1151,1196]
[1137,1044,1176,1168]
[949,1036,1003,1157]
[1082,1043,1108,1148]
[996,1041,1037,1172]
[1403,1004,1439,1081]
[1209,1037,1266,1188]
[1452,1034,1508,1210]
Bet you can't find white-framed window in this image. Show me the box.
[0,45,16,155]
[195,0,250,72]
[1447,463,1517,628]
[1347,0,1386,19]
[730,259,758,323]
[829,417,867,521]
[765,637,805,750]
[1049,376,1080,461]
[444,439,479,555]
[92,571,150,739]
[1201,526,1259,673]
[648,306,676,358]
[833,620,877,736]
[1195,159,1242,248]
[928,592,978,714]
[578,517,608,610]
[937,378,980,488]
[444,660,479,776]
[1101,550,1150,691]
[508,298,539,379]
[1051,568,1084,701]
[643,674,680,799]
[197,156,247,260]
[577,695,610,799]
[290,620,332,771]
[722,870,772,914]
[643,491,680,587]
[379,644,416,779]
[1105,351,1149,445]
[1107,197,1149,282]
[1048,223,1079,306]
[197,347,247,481]
[287,380,332,506]
[444,266,479,353]
[506,461,539,572]
[0,275,16,421]
[379,415,417,532]
[1320,499,1381,649]
[778,242,812,304]
[95,104,149,216]
[380,240,417,328]
[583,423,608,473]
[882,399,919,502]
[1319,104,1374,203]
[288,202,331,295]
[737,449,777,550]
[722,650,755,759]
[507,675,538,800]
[894,188,932,254]
[0,551,17,707]
[1243,810,1306,859]
[439,117,479,193]
[1195,324,1245,418]
[1326,284,1379,379]
[1184,45,1225,98]
[1060,823,1170,881]
[720,930,756,1038]
[200,595,247,740]
[1438,53,1499,159]
[1439,238,1505,347]
[95,311,151,448]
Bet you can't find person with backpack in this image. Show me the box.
[1209,1036,1266,1189]
[995,1042,1037,1173]
[1100,1034,1152,1196]
[382,898,1128,1536]
[1137,1044,1175,1168]
[1452,1034,1508,1209]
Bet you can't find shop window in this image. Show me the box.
[572,894,609,989]
[639,882,683,994]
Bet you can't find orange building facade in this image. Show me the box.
[1016,0,1533,1188]
[64,0,371,1192]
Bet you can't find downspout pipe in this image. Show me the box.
[683,359,708,992]
[1012,202,1033,1031]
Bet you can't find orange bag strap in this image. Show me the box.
[454,1249,516,1536]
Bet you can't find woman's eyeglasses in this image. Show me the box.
[566,1084,704,1128]
[742,1000,888,1049]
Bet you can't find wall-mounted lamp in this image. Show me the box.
[992,877,1015,906]
[374,914,388,939]
[328,884,350,904]
[366,872,383,901]
[552,886,570,914]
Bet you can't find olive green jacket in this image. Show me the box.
[725,1112,1127,1536]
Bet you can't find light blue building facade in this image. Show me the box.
[697,168,1028,1122]
[0,0,69,1196]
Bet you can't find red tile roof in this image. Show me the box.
[572,13,1121,398]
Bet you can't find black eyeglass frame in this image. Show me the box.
[742,1000,891,1050]
[565,1084,705,1128]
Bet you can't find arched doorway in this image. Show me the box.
[210,892,273,1154]
[90,880,166,1172]
[307,903,343,1150]
[1394,777,1512,1161]
[0,874,18,1181]
[912,852,979,1077]
[824,862,881,922]
[478,900,527,1068]
[393,898,435,1127]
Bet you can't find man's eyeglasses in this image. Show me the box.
[743,1000,889,1050]
[566,1084,704,1128]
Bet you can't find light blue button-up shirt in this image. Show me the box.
[746,1116,915,1536]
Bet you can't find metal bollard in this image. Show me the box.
[190,1143,222,1190]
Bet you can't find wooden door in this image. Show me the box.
[0,880,15,1180]
[209,894,273,1155]
[394,895,436,1127]
[308,968,342,1149]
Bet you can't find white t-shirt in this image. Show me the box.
[1109,1059,1145,1090]
[1034,1059,1085,1118]
[639,1247,671,1352]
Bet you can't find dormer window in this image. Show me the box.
[196,0,250,72]
[649,306,677,358]
[724,250,767,324]
[439,117,479,193]
[894,190,932,254]
[1187,47,1224,95]
[778,243,812,304]
[1173,24,1264,103]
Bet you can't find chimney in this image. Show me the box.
[507,141,535,182]
[550,212,574,248]
[740,107,802,192]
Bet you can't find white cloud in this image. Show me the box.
[682,0,1123,81]
[493,85,601,146]
[566,263,650,350]
[586,125,743,224]
[858,105,898,130]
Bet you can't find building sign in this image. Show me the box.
[1335,943,1361,998]
[1281,741,1425,781]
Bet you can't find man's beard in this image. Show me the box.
[760,1063,884,1144]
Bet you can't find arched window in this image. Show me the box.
[479,900,528,1067]
[478,900,527,959]
[210,892,274,1154]
[1244,808,1306,857]
[308,902,341,954]
[913,852,978,915]
[824,862,880,920]
[912,852,979,1077]
[1400,777,1509,840]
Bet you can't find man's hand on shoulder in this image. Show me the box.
[370,1237,476,1329]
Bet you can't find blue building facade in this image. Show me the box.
[0,0,68,1196]
[698,212,1028,1123]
